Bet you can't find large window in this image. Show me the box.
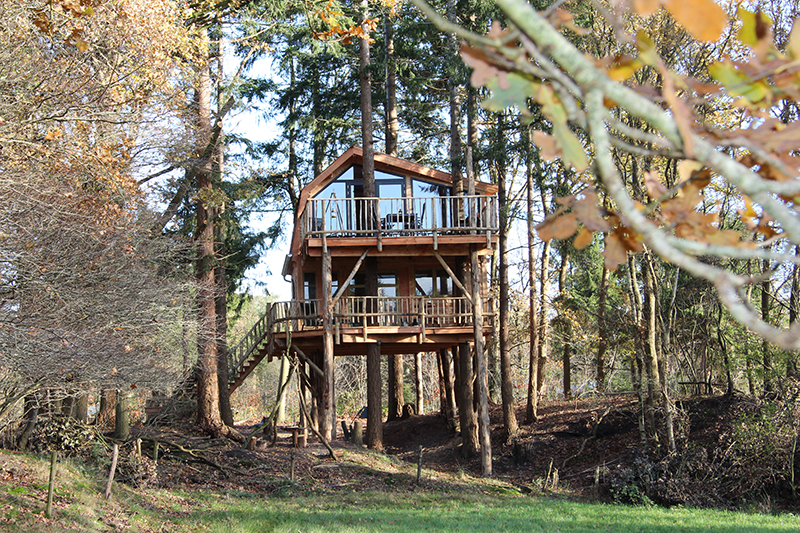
[415,270,453,297]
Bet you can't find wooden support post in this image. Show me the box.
[415,353,424,415]
[471,245,492,476]
[46,450,57,517]
[298,363,308,448]
[432,203,438,250]
[321,249,335,441]
[433,251,473,304]
[366,257,383,450]
[416,445,423,484]
[332,249,369,307]
[104,444,118,500]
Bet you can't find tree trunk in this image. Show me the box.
[384,20,398,157]
[388,355,404,421]
[114,390,133,441]
[596,265,609,392]
[644,254,675,452]
[366,260,383,450]
[525,131,540,423]
[497,124,518,436]
[472,246,492,476]
[192,38,228,437]
[559,244,571,400]
[276,355,291,424]
[790,246,800,378]
[96,389,116,427]
[447,0,464,198]
[215,231,234,427]
[441,349,457,427]
[17,395,38,450]
[457,341,478,457]
[761,258,773,393]
[384,8,405,411]
[75,393,89,424]
[321,250,335,441]
[415,353,424,415]
[61,394,75,419]
[537,237,552,398]
[360,3,381,450]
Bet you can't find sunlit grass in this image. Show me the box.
[173,491,800,533]
[2,450,799,533]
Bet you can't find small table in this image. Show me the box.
[281,425,305,448]
[383,213,419,231]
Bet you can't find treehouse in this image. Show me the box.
[226,146,499,441]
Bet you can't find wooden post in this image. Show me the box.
[46,450,57,518]
[366,257,383,450]
[298,364,308,448]
[415,353,424,415]
[321,249,335,441]
[471,245,492,476]
[104,444,119,500]
[416,445,423,484]
[353,419,363,446]
[290,448,296,482]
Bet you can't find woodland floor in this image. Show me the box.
[125,393,749,501]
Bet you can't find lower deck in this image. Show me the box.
[227,295,494,392]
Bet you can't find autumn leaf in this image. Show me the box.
[644,171,668,200]
[704,229,742,246]
[633,0,663,17]
[573,226,594,250]
[483,73,538,113]
[787,18,800,59]
[664,0,727,42]
[44,128,63,141]
[603,233,628,270]
[532,130,559,162]
[537,212,579,241]
[607,55,644,81]
[574,189,611,232]
[737,6,773,59]
[552,122,588,172]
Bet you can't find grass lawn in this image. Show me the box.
[165,491,800,533]
[2,450,799,532]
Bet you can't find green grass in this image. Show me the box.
[166,491,800,533]
[1,450,799,533]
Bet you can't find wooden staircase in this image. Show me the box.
[227,308,279,395]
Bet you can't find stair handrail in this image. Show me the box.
[228,303,273,382]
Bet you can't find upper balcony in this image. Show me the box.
[288,147,500,260]
[300,194,498,248]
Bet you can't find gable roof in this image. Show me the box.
[289,146,499,257]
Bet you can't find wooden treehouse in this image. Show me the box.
[226,146,499,442]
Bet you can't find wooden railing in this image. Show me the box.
[333,296,494,329]
[301,195,498,241]
[227,296,495,384]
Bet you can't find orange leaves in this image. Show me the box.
[312,0,376,44]
[631,0,728,43]
[31,0,97,52]
[460,23,588,173]
[537,212,579,242]
[537,188,639,269]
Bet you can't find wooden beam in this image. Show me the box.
[433,251,473,305]
[321,249,335,441]
[331,249,369,307]
[290,345,324,378]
